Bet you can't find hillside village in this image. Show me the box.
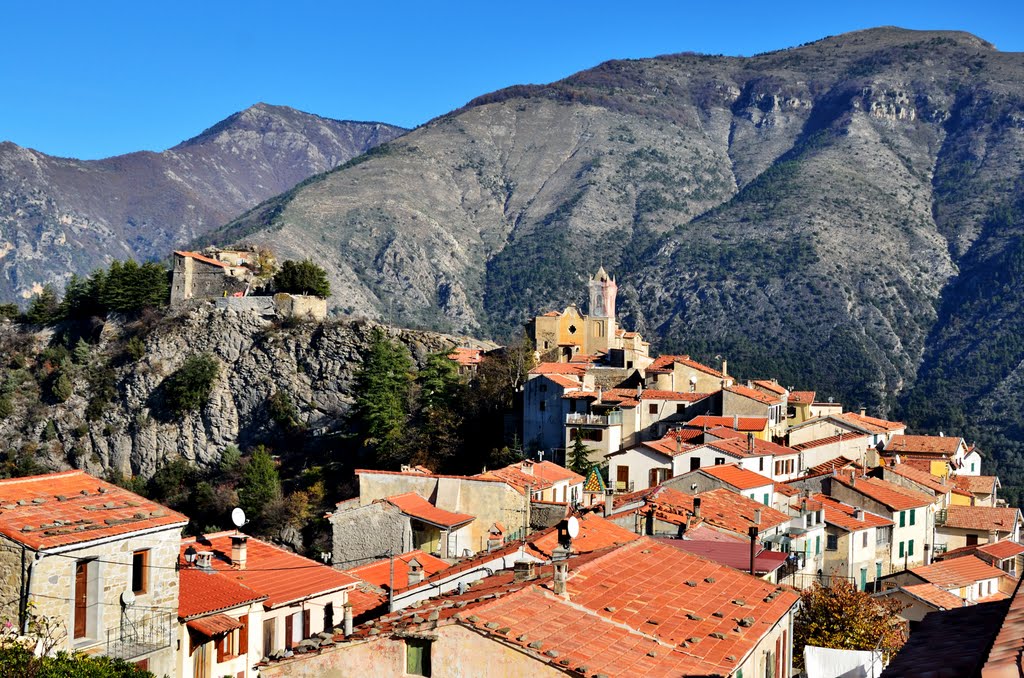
[1,267,1023,678]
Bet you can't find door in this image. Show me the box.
[74,561,88,639]
[617,466,629,491]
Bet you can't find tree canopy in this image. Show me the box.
[162,353,219,416]
[568,428,593,476]
[352,328,413,468]
[274,259,331,298]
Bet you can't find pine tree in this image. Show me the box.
[568,428,593,475]
[25,285,61,325]
[238,445,282,526]
[274,259,331,298]
[353,328,413,467]
[73,338,91,365]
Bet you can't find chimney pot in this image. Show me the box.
[343,602,353,637]
[604,490,614,518]
[407,557,424,586]
[514,560,536,583]
[859,407,866,417]
[754,509,762,526]
[693,497,702,518]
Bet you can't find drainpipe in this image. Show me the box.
[22,548,43,635]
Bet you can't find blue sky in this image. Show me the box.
[2,0,1021,159]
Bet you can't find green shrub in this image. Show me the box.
[0,302,20,320]
[274,259,331,298]
[125,335,146,361]
[25,285,61,325]
[0,644,154,676]
[163,354,219,416]
[50,371,74,403]
[0,396,13,419]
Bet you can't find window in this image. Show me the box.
[540,383,548,392]
[815,535,821,555]
[877,526,892,545]
[676,403,686,413]
[967,533,979,546]
[909,509,915,526]
[971,463,976,473]
[714,457,725,465]
[263,618,275,656]
[908,540,915,557]
[649,404,658,415]
[132,550,148,595]
[406,638,432,676]
[217,627,242,662]
[324,603,334,632]
[899,511,905,528]
[774,461,782,475]
[763,494,770,506]
[898,542,905,558]
[690,458,700,471]
[759,458,764,472]
[862,532,868,549]
[539,400,546,411]
[826,535,838,551]
[543,341,549,349]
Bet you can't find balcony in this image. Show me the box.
[105,609,174,661]
[615,480,635,493]
[567,411,622,426]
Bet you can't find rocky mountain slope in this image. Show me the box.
[209,28,1024,488]
[0,104,405,301]
[0,305,489,479]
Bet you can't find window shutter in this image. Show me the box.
[217,636,225,663]
[284,615,293,650]
[239,617,248,657]
[303,609,311,638]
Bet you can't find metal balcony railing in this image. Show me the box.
[615,480,635,493]
[935,509,947,526]
[105,609,174,661]
[567,411,623,426]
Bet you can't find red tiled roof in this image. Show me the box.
[977,540,1024,561]
[645,354,727,378]
[686,415,769,431]
[562,390,597,399]
[788,391,816,405]
[186,613,244,637]
[791,433,870,452]
[983,579,1024,674]
[698,464,774,491]
[531,461,584,485]
[0,470,188,550]
[174,250,229,268]
[656,538,789,575]
[178,564,266,619]
[898,583,967,610]
[181,532,358,609]
[775,483,800,498]
[910,555,1009,588]
[526,513,640,558]
[941,505,1021,532]
[564,538,800,672]
[884,463,954,495]
[804,455,862,477]
[630,389,713,402]
[704,436,796,459]
[976,591,1010,603]
[529,362,587,376]
[886,434,964,456]
[812,494,893,531]
[953,475,999,495]
[704,425,746,440]
[345,550,451,590]
[832,412,904,434]
[543,373,582,389]
[617,486,789,536]
[448,347,483,366]
[639,433,698,458]
[541,311,561,317]
[725,384,780,405]
[346,586,387,620]
[751,380,787,396]
[386,493,476,529]
[832,474,934,511]
[477,465,554,493]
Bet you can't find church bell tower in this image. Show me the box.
[588,267,617,320]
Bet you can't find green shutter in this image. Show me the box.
[899,541,905,558]
[909,509,915,526]
[899,511,905,527]
[908,540,915,557]
[816,535,821,555]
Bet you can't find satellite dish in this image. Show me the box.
[231,507,247,529]
[567,516,580,539]
[120,590,136,607]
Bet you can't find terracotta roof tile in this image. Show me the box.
[897,583,967,610]
[886,434,964,456]
[832,412,904,434]
[178,565,266,619]
[526,513,640,558]
[725,384,781,405]
[616,486,789,536]
[686,415,769,431]
[977,540,1024,561]
[983,578,1024,674]
[832,474,934,511]
[941,505,1021,532]
[181,532,358,609]
[884,464,954,495]
[174,250,229,268]
[345,585,387,621]
[186,613,244,637]
[656,537,789,575]
[345,550,450,590]
[698,464,774,491]
[775,483,801,498]
[812,494,893,531]
[477,465,554,492]
[0,470,188,550]
[645,354,727,378]
[704,436,796,459]
[448,347,483,366]
[788,391,816,405]
[804,455,862,477]
[529,362,588,376]
[791,434,870,452]
[953,475,999,495]
[911,555,1010,588]
[386,493,476,529]
[530,461,584,485]
[543,373,582,389]
[751,380,788,396]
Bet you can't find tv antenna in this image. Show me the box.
[231,507,248,531]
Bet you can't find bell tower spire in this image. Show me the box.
[588,267,617,319]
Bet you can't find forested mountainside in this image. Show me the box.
[0,103,405,302]
[209,28,1024,494]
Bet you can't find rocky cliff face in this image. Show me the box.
[0,104,405,302]
[0,304,489,478]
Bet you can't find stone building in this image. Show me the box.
[0,471,188,675]
[526,267,651,369]
[169,249,254,304]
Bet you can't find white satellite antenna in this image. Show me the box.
[120,590,136,608]
[231,507,248,531]
[567,516,580,540]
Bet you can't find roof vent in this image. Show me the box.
[195,551,213,570]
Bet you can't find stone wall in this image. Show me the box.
[0,537,30,629]
[275,293,328,321]
[329,502,410,569]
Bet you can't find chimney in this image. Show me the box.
[754,509,762,526]
[552,548,569,596]
[721,359,728,377]
[923,543,931,566]
[850,470,856,486]
[748,526,759,575]
[859,407,866,417]
[196,551,214,570]
[230,535,248,570]
[513,560,536,583]
[853,508,863,521]
[733,414,739,430]
[693,496,702,519]
[342,602,353,637]
[604,490,614,518]
[747,432,754,455]
[407,557,424,586]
